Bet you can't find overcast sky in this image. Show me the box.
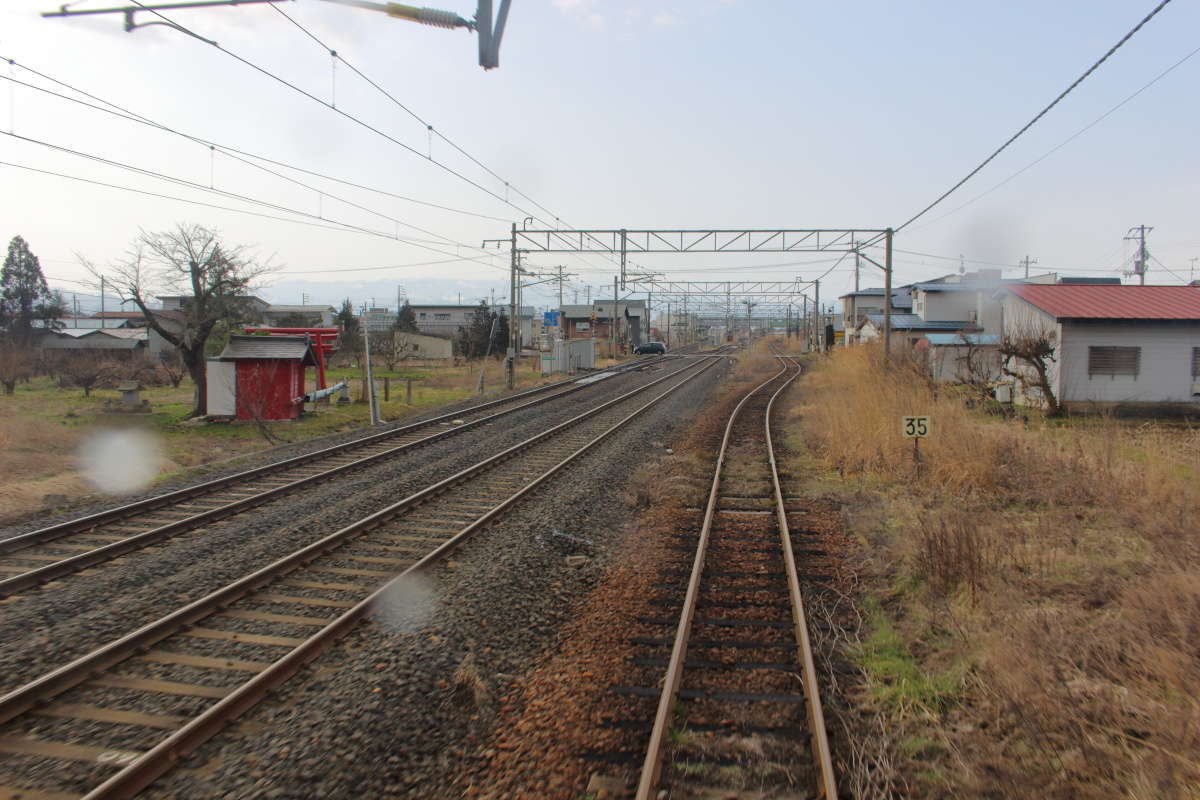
[1,0,1197,315]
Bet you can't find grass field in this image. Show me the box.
[0,354,603,525]
[782,344,1200,798]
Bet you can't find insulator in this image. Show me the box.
[416,6,465,29]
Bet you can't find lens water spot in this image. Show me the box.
[77,429,163,495]
[373,573,439,635]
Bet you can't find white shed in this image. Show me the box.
[997,284,1200,412]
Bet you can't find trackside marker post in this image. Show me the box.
[902,415,930,475]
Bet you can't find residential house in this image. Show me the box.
[996,284,1200,412]
[40,328,148,356]
[856,313,975,347]
[263,304,337,327]
[921,333,1002,383]
[158,295,270,323]
[408,304,537,345]
[839,287,913,326]
[358,307,395,333]
[560,299,647,346]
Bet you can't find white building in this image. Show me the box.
[996,284,1200,412]
[409,304,537,344]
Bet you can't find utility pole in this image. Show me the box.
[883,228,894,364]
[802,295,809,351]
[1190,257,1197,284]
[725,281,732,337]
[507,222,518,389]
[1020,255,1037,279]
[1125,225,1153,285]
[586,285,591,304]
[99,276,105,318]
[363,325,380,425]
[813,279,820,352]
[666,301,671,349]
[853,242,860,292]
[612,275,619,360]
[646,289,652,345]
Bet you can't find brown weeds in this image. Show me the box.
[793,344,1200,798]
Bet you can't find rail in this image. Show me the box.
[0,354,727,800]
[633,351,835,798]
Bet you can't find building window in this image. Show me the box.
[1088,345,1140,377]
[419,312,426,319]
[434,313,451,320]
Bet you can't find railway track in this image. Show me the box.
[0,353,725,800]
[0,356,672,598]
[602,353,835,798]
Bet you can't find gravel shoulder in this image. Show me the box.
[137,357,732,799]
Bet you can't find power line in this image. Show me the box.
[136,2,631,279]
[0,58,513,225]
[893,0,1175,234]
[912,41,1200,231]
[0,157,504,273]
[273,4,596,233]
[129,1,562,229]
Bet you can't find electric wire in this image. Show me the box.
[0,58,513,225]
[260,4,634,277]
[0,158,505,274]
[891,0,1175,236]
[912,41,1200,231]
[129,1,572,237]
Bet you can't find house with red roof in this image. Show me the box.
[996,284,1200,411]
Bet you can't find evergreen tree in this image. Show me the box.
[456,300,507,358]
[1,235,63,342]
[336,298,359,335]
[395,301,418,333]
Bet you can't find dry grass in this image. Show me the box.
[791,344,1200,798]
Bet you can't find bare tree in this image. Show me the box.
[0,342,33,395]
[1001,326,1062,416]
[61,354,116,397]
[86,223,272,417]
[158,348,186,388]
[370,330,400,372]
[954,334,996,404]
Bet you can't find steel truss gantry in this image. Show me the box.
[491,224,896,387]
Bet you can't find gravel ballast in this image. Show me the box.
[0,361,703,695]
[133,357,732,799]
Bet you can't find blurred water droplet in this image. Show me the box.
[77,429,162,495]
[373,573,438,635]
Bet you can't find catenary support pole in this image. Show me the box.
[883,227,894,365]
[507,223,517,389]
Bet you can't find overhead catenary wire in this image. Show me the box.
[270,4,600,233]
[128,0,581,240]
[0,58,514,225]
[890,0,1175,236]
[227,3,634,278]
[0,158,507,275]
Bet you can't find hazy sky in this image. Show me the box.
[1,0,1197,315]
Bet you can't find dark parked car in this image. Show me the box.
[634,341,667,355]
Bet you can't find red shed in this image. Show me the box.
[208,335,318,421]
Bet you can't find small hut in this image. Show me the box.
[206,335,318,420]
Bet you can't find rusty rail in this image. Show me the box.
[0,355,726,799]
[634,352,836,799]
[0,357,676,596]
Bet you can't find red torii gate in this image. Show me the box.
[243,327,339,390]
